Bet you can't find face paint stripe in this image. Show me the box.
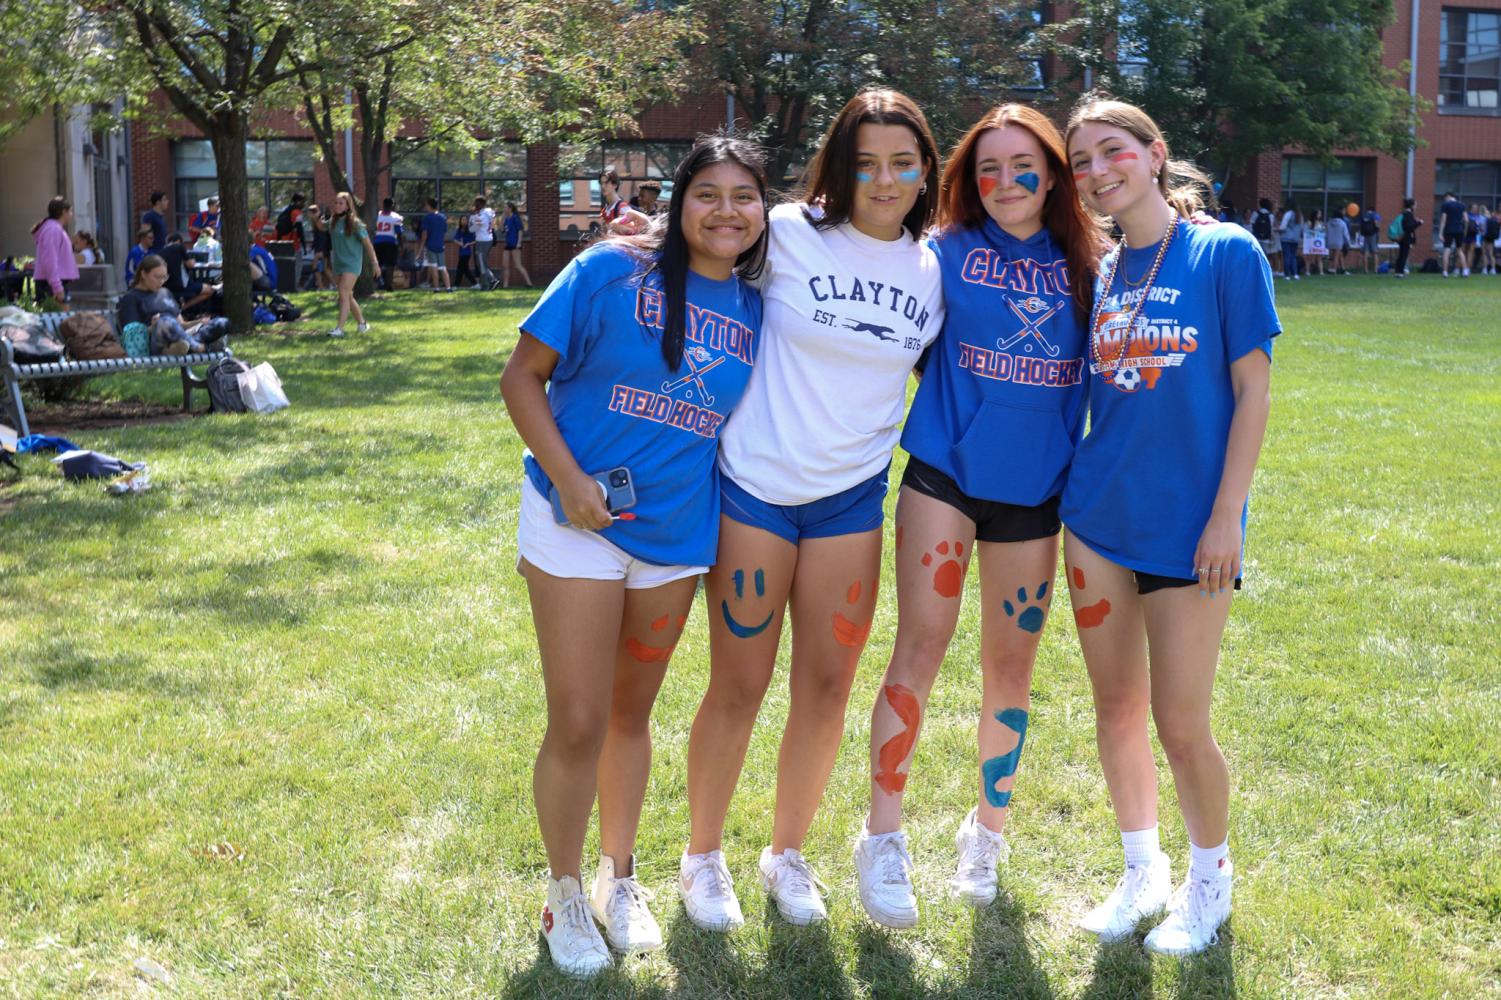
[855,171,874,184]
[1109,151,1139,163]
[978,176,998,198]
[1014,171,1040,194]
[875,684,921,795]
[981,707,1028,808]
[897,169,922,183]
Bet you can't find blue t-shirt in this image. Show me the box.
[456,228,475,257]
[142,210,167,252]
[520,244,763,567]
[1060,221,1281,578]
[503,213,524,248]
[903,219,1087,506]
[1439,199,1467,235]
[124,245,148,285]
[249,244,277,286]
[421,212,447,253]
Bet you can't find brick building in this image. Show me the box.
[1223,0,1501,266]
[8,0,1496,281]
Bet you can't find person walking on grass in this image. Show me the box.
[470,196,498,290]
[854,103,1107,929]
[501,202,532,288]
[1063,95,1280,957]
[328,191,378,337]
[500,135,768,979]
[418,198,451,293]
[678,90,945,933]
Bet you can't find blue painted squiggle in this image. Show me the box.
[981,708,1029,807]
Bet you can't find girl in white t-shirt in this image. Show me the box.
[678,89,945,932]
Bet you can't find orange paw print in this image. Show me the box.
[921,541,968,598]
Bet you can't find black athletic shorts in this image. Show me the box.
[1442,231,1464,249]
[1135,571,1243,595]
[900,455,1060,543]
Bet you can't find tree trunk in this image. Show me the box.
[210,115,254,336]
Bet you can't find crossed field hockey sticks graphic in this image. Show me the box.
[661,346,723,404]
[999,297,1065,357]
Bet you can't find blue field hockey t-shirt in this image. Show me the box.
[421,211,447,253]
[902,219,1087,506]
[520,244,763,567]
[1060,220,1281,578]
[503,213,523,249]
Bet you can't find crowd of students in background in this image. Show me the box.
[1229,192,1500,279]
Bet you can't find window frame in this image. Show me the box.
[1279,155,1369,227]
[389,140,529,234]
[1439,7,1501,116]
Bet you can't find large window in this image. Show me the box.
[1434,161,1501,224]
[171,139,316,235]
[1281,156,1368,223]
[558,141,692,239]
[390,141,527,224]
[1440,9,1500,115]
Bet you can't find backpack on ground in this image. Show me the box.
[267,293,301,322]
[1387,217,1404,240]
[1251,210,1273,241]
[206,357,251,413]
[59,312,124,360]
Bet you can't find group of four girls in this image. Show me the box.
[499,88,1280,979]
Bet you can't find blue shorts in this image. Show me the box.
[720,466,889,545]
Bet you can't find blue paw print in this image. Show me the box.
[1003,581,1049,634]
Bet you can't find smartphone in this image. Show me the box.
[550,466,636,526]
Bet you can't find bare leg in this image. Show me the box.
[597,575,698,871]
[1063,530,1155,833]
[866,488,973,834]
[685,518,797,854]
[523,559,626,881]
[772,528,881,853]
[1142,585,1234,848]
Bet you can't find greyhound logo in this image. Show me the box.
[999,296,1065,357]
[844,320,899,342]
[660,345,723,404]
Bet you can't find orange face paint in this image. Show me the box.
[832,612,871,648]
[978,176,999,198]
[625,637,676,663]
[650,614,669,631]
[1074,598,1111,629]
[1109,151,1139,163]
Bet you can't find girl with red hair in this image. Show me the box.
[855,104,1107,928]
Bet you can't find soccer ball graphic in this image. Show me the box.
[1112,365,1142,391]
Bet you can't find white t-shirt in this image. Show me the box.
[471,207,495,241]
[718,203,944,505]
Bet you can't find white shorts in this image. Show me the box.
[516,478,706,588]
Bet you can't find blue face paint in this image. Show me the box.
[732,568,745,600]
[720,601,774,639]
[855,171,874,184]
[1015,171,1040,194]
[1002,582,1050,634]
[754,568,765,597]
[897,169,922,183]
[981,708,1029,808]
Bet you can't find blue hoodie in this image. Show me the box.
[901,219,1087,506]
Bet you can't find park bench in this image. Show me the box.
[1,311,232,437]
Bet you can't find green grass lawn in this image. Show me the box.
[1,277,1498,998]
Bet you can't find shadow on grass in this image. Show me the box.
[959,890,1054,998]
[1078,922,1237,999]
[1178,924,1236,999]
[853,922,924,999]
[26,639,205,699]
[663,901,755,997]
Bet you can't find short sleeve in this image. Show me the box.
[519,246,630,371]
[355,223,368,241]
[1215,230,1281,363]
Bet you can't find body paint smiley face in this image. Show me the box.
[720,566,774,638]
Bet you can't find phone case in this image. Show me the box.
[550,467,636,525]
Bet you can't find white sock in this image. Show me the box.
[1190,838,1230,881]
[1121,826,1160,867]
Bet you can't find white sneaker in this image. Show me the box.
[328,326,345,338]
[949,808,1010,907]
[1079,852,1172,943]
[588,855,662,953]
[679,849,745,932]
[758,846,828,925]
[854,827,918,927]
[541,875,611,978]
[356,321,371,334]
[1144,863,1233,956]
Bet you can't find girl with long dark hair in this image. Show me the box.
[679,89,945,931]
[499,135,768,978]
[855,104,1108,927]
[1063,96,1279,956]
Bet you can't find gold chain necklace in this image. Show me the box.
[1090,217,1179,378]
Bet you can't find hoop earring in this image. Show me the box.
[920,183,928,194]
